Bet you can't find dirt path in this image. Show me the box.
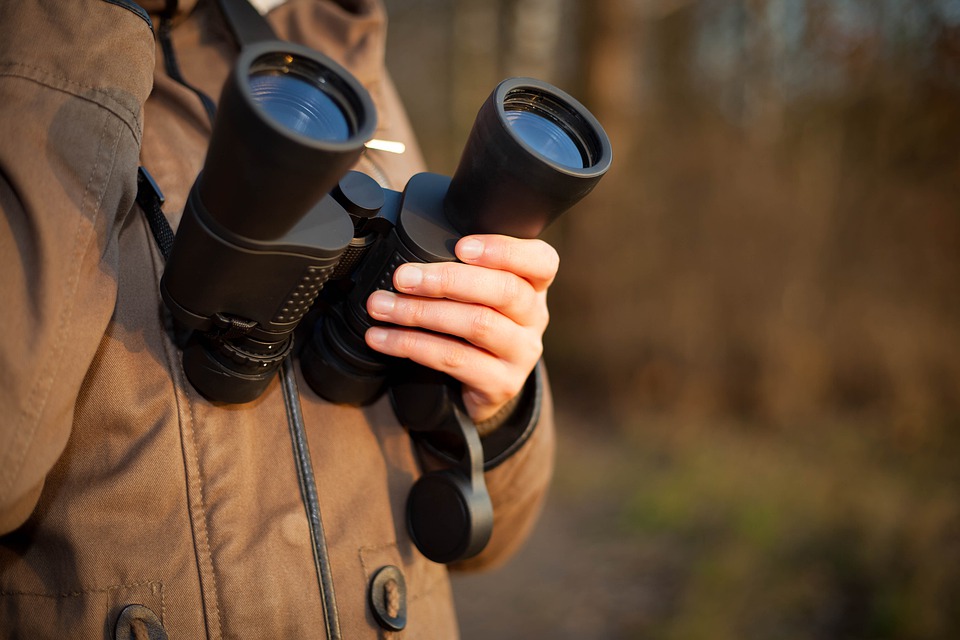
[451,426,670,639]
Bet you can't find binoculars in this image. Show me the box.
[160,42,611,563]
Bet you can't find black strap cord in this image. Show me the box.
[156,0,217,126]
[281,358,343,640]
[158,19,218,126]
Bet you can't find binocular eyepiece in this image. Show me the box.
[445,76,610,238]
[161,44,371,402]
[159,42,611,562]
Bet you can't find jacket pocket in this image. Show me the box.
[0,579,166,638]
[359,542,459,636]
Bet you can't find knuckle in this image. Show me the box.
[535,303,550,331]
[392,330,419,356]
[408,299,429,326]
[501,239,518,267]
[438,263,459,292]
[439,343,469,371]
[469,306,496,343]
[492,373,521,405]
[501,372,521,396]
[530,340,544,365]
[532,240,560,287]
[500,274,522,307]
[521,331,544,364]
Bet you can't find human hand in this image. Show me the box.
[364,234,559,424]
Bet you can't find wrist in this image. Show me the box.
[400,361,544,471]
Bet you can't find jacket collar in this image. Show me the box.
[135,0,377,21]
[136,0,199,18]
[136,0,385,86]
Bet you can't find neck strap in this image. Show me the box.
[215,0,278,47]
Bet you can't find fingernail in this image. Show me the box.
[395,264,423,290]
[367,327,388,346]
[458,238,483,261]
[368,291,395,315]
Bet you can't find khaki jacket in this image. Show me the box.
[0,0,555,637]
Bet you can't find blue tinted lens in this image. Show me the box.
[504,110,585,169]
[249,72,351,142]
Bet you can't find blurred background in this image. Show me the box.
[382,1,960,638]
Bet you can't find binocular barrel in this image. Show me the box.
[445,77,612,238]
[304,78,612,406]
[201,43,377,240]
[160,43,376,402]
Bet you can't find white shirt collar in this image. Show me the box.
[247,0,286,14]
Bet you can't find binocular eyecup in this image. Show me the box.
[161,43,373,402]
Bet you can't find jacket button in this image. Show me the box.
[114,604,168,640]
[368,565,407,631]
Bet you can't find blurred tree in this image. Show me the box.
[384,1,960,638]
[384,0,960,424]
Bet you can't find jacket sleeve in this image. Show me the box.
[0,1,155,534]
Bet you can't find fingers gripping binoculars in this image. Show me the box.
[160,42,611,563]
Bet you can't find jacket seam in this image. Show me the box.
[0,63,143,143]
[99,0,155,33]
[1,580,165,627]
[0,579,164,599]
[147,215,223,640]
[185,398,224,639]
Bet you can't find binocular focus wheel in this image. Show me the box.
[406,470,493,564]
[182,334,293,404]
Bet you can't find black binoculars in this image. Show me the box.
[160,42,611,563]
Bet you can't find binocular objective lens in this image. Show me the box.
[249,71,351,142]
[504,108,585,169]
